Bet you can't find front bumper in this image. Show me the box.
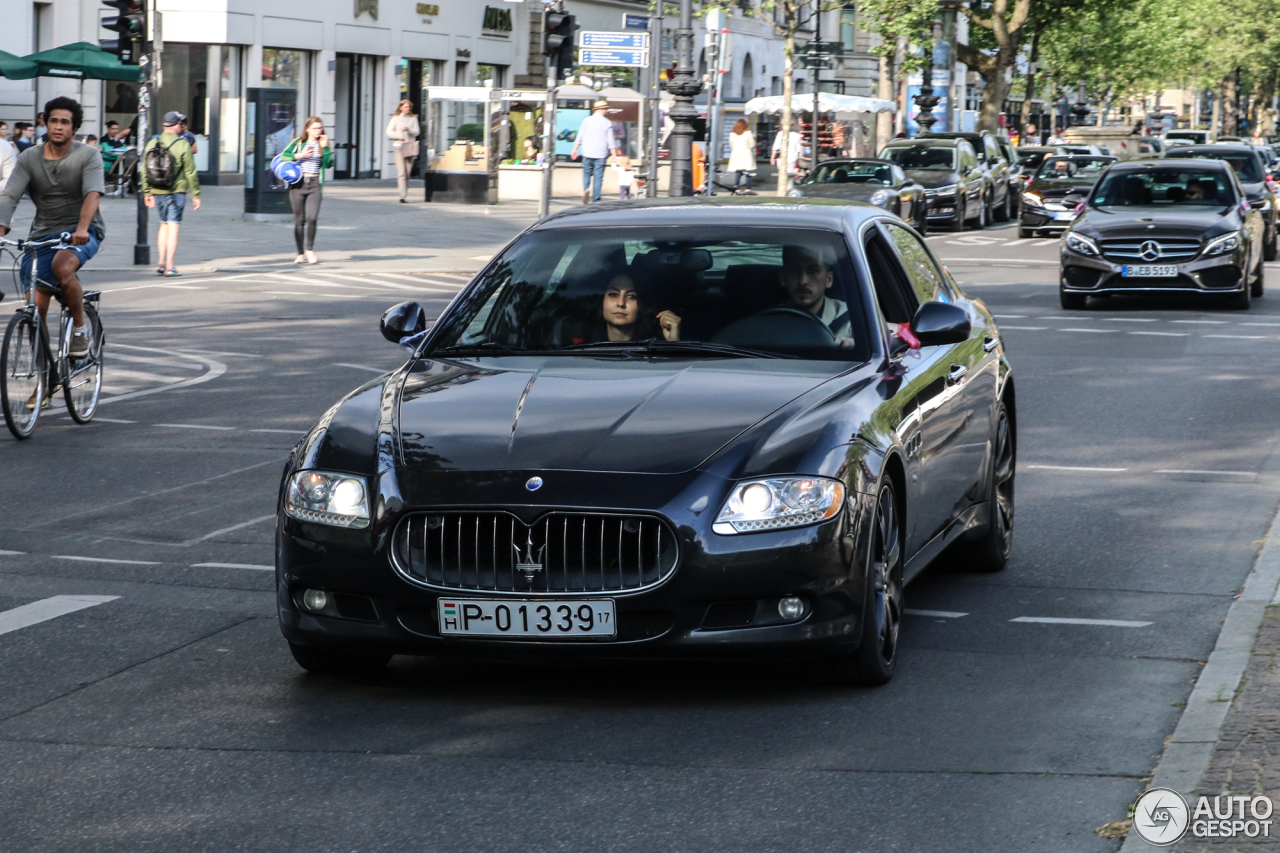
[1060,247,1246,295]
[926,194,961,223]
[277,472,875,661]
[1020,207,1076,232]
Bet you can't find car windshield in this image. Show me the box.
[1017,149,1050,170]
[429,226,870,362]
[1091,169,1236,207]
[1036,157,1112,180]
[808,162,894,185]
[1170,153,1263,182]
[880,145,955,170]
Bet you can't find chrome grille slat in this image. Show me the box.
[395,511,678,594]
[1100,238,1201,263]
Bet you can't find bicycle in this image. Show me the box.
[0,233,104,439]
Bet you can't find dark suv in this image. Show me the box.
[919,131,1015,222]
[1164,144,1278,260]
[878,138,985,231]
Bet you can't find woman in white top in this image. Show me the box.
[386,100,421,203]
[727,119,757,193]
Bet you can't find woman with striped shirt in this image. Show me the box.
[280,116,333,264]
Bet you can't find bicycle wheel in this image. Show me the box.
[64,304,103,423]
[1,311,48,439]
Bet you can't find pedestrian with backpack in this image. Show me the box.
[279,117,333,264]
[141,111,200,276]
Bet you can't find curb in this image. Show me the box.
[1119,506,1280,850]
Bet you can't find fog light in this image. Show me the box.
[302,589,328,612]
[778,596,805,621]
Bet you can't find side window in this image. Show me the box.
[892,165,905,185]
[962,147,977,170]
[864,230,916,325]
[884,223,947,305]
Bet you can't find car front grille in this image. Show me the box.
[1100,238,1201,263]
[393,511,679,594]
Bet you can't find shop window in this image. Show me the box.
[219,46,243,173]
[156,43,210,171]
[262,47,312,137]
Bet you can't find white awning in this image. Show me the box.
[743,93,897,116]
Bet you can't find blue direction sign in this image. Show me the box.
[580,31,649,50]
[579,48,648,67]
[623,13,649,30]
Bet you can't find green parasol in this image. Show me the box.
[0,50,38,80]
[22,42,141,82]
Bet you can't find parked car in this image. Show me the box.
[276,198,1016,687]
[919,131,1015,221]
[1059,159,1264,309]
[879,138,988,230]
[1164,143,1278,260]
[787,158,929,232]
[1020,155,1117,238]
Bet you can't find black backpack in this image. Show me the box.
[145,138,181,190]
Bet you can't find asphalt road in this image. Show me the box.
[2,220,1279,852]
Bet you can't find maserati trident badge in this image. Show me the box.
[513,530,546,581]
[526,476,543,491]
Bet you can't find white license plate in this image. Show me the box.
[1122,264,1178,277]
[438,598,616,638]
[1054,211,1075,221]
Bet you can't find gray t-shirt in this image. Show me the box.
[0,141,106,240]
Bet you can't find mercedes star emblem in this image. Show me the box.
[1139,241,1161,262]
[525,476,543,491]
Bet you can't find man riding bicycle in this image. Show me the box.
[0,97,105,362]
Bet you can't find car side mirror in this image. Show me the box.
[911,302,971,346]
[962,165,972,175]
[380,301,429,344]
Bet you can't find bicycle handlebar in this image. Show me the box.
[0,232,72,251]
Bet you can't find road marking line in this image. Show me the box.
[192,562,273,571]
[334,363,388,373]
[993,325,1047,330]
[88,417,136,424]
[263,291,310,296]
[1240,322,1280,327]
[905,609,968,618]
[0,550,25,555]
[157,285,207,290]
[1059,328,1117,333]
[191,514,276,544]
[1102,318,1159,322]
[51,556,160,565]
[154,423,236,431]
[1025,464,1128,472]
[312,272,421,291]
[469,254,493,260]
[110,353,206,372]
[1203,334,1268,339]
[101,346,226,407]
[0,595,121,636]
[1171,319,1228,324]
[1129,331,1189,337]
[1033,238,1060,246]
[1156,469,1254,476]
[1011,616,1152,627]
[992,314,1026,318]
[250,428,308,434]
[1001,239,1035,248]
[283,280,388,292]
[174,349,263,359]
[106,368,191,385]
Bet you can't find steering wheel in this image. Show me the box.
[712,307,838,348]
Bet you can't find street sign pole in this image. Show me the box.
[647,6,663,197]
[704,24,717,195]
[540,67,557,219]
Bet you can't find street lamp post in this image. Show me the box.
[913,22,942,135]
[665,0,701,197]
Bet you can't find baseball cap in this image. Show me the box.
[163,110,186,125]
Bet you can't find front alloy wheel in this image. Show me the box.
[963,402,1014,572]
[850,482,904,685]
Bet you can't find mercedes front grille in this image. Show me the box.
[1100,238,1202,263]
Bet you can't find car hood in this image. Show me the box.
[397,357,851,474]
[794,184,889,201]
[1076,206,1238,240]
[905,170,961,189]
[1026,177,1096,197]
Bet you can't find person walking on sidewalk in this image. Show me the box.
[728,119,756,193]
[571,100,619,204]
[386,99,420,203]
[140,111,200,276]
[280,117,333,265]
[0,127,15,193]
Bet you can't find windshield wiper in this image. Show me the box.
[432,342,527,356]
[557,339,793,359]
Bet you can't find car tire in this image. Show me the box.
[1019,225,1035,239]
[1060,289,1088,309]
[1226,282,1252,310]
[288,642,392,677]
[1266,226,1277,262]
[1252,253,1266,298]
[994,187,1011,222]
[840,480,903,686]
[916,200,928,235]
[956,401,1014,573]
[950,197,966,232]
[973,192,988,228]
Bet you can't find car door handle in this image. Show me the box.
[947,364,968,385]
[983,335,999,352]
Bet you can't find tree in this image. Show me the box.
[856,0,938,146]
[954,0,1033,132]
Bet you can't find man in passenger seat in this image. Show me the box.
[778,245,853,343]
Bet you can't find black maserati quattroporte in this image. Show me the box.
[277,199,1015,686]
[1060,159,1265,309]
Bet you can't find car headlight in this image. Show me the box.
[931,184,957,197]
[285,470,371,528]
[786,188,803,198]
[1064,232,1099,256]
[870,190,890,206]
[1022,192,1042,207]
[712,477,845,534]
[1205,232,1241,256]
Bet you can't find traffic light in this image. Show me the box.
[542,9,576,80]
[100,0,145,65]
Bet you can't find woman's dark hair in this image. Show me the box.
[43,97,83,130]
[732,118,750,134]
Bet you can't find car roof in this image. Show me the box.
[883,138,963,148]
[1108,158,1230,173]
[1168,144,1258,156]
[531,197,881,232]
[816,158,895,166]
[1017,146,1059,152]
[921,131,984,139]
[1041,154,1116,160]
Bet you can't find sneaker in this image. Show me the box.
[583,190,591,204]
[69,330,90,359]
[164,268,181,277]
[156,265,166,276]
[25,390,50,411]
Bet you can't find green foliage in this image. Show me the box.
[858,0,940,73]
[455,124,484,143]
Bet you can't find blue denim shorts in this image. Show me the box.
[20,231,102,293]
[155,192,186,223]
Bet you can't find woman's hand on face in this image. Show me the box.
[318,134,329,148]
[656,310,682,341]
